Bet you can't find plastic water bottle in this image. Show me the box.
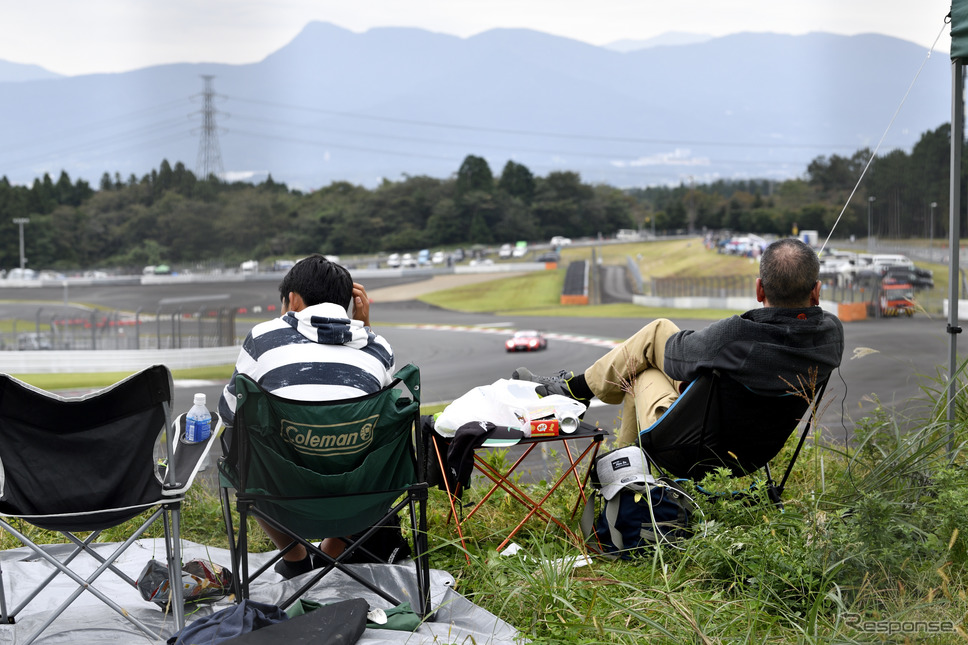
[184,393,212,443]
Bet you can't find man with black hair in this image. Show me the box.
[219,254,395,578]
[514,237,844,448]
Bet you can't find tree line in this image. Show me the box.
[633,124,953,242]
[0,123,957,273]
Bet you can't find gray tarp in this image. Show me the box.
[0,539,521,644]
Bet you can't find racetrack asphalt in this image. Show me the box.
[0,271,951,442]
[0,270,954,498]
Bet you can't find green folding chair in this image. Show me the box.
[218,363,431,617]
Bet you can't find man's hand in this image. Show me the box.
[352,282,371,327]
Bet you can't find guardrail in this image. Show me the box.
[0,346,239,374]
[0,307,239,353]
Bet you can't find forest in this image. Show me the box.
[0,123,955,274]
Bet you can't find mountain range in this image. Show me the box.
[0,22,952,191]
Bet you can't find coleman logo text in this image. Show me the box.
[281,415,377,457]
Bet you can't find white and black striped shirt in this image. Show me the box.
[218,302,395,424]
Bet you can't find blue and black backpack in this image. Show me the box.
[581,447,695,559]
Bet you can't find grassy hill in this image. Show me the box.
[5,239,968,643]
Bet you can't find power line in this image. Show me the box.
[0,99,188,154]
[0,118,191,174]
[229,128,458,162]
[226,109,856,167]
[225,94,870,152]
[0,83,908,186]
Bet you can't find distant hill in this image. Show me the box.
[0,60,62,82]
[0,23,951,191]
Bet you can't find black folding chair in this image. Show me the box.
[0,365,221,644]
[638,369,829,505]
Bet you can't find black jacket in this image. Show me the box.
[651,306,844,477]
[663,306,844,396]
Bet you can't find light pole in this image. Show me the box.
[12,217,29,276]
[930,201,938,251]
[867,196,876,253]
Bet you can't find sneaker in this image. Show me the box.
[511,367,589,403]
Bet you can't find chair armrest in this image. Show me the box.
[162,412,224,496]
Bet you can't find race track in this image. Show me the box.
[0,276,951,442]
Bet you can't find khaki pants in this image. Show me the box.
[584,319,683,446]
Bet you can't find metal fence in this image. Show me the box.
[651,275,757,298]
[1,306,238,352]
[649,275,947,313]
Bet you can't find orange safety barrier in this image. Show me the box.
[837,302,867,322]
[560,294,589,305]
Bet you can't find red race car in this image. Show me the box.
[505,330,548,352]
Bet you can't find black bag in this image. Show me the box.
[342,512,412,564]
[581,446,695,559]
[419,414,447,491]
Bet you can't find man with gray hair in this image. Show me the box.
[514,237,844,455]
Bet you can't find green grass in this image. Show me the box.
[418,238,750,320]
[8,242,968,642]
[620,237,758,279]
[420,269,565,312]
[75,387,966,644]
[8,365,235,390]
[0,319,52,333]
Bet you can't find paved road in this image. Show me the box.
[0,275,951,440]
[1,274,953,494]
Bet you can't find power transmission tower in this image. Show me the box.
[195,75,224,180]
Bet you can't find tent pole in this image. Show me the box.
[948,60,964,455]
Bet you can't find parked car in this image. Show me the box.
[505,330,548,352]
[869,254,914,276]
[7,268,37,280]
[18,333,52,351]
[498,243,513,259]
[431,251,446,264]
[401,253,418,268]
[386,253,401,268]
[535,251,560,263]
[550,236,572,247]
[512,241,528,258]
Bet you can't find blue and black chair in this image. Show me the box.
[638,369,829,505]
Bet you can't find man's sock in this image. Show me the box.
[566,373,594,401]
[273,552,317,579]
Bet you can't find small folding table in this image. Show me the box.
[432,421,607,561]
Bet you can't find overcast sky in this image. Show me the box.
[0,0,955,76]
